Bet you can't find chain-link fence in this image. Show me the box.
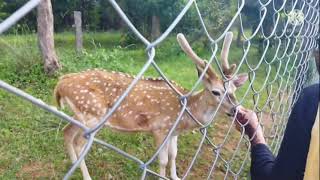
[0,0,319,179]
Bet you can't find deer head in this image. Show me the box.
[177,32,248,121]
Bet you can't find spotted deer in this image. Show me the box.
[54,32,248,180]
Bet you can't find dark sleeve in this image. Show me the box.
[250,83,319,180]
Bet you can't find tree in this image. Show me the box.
[37,0,60,75]
[116,0,180,38]
[1,0,238,38]
[0,0,7,21]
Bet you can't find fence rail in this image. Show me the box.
[0,0,319,179]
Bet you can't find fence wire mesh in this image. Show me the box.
[0,0,319,179]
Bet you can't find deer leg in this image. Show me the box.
[169,135,180,180]
[74,130,92,180]
[154,133,169,179]
[64,123,79,164]
[159,144,169,179]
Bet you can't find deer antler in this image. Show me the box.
[221,32,236,76]
[177,33,218,79]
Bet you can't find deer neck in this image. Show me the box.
[185,90,216,127]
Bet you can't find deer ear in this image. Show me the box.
[232,73,248,87]
[196,66,202,78]
[196,65,212,88]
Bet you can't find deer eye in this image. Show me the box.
[211,90,221,96]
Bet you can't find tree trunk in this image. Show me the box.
[74,11,83,54]
[37,0,60,75]
[151,15,161,40]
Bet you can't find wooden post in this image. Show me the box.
[151,15,160,40]
[37,0,60,75]
[74,11,83,54]
[236,23,242,47]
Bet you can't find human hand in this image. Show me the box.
[235,106,266,145]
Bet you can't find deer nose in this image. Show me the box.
[230,107,237,116]
[227,107,237,117]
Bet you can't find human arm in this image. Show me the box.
[235,84,319,180]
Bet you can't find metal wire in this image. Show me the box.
[0,0,319,179]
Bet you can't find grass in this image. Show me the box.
[0,31,293,179]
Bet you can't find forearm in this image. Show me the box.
[249,125,273,180]
[247,124,266,146]
[250,143,275,180]
[241,116,273,179]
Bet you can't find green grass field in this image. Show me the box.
[0,32,290,179]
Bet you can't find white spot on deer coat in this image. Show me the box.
[166,115,172,120]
